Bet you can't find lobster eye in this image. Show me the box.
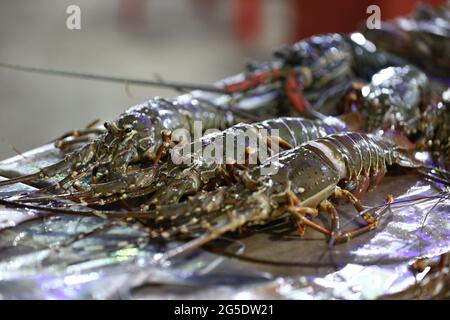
[125,127,132,133]
[104,122,109,129]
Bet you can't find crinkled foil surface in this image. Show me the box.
[0,141,448,300]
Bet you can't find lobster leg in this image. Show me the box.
[319,200,341,235]
[332,187,365,214]
[285,188,306,236]
[307,202,378,244]
[284,186,327,238]
[288,207,331,237]
[55,136,93,151]
[221,165,237,185]
[332,186,378,229]
[55,129,105,150]
[287,184,385,241]
[337,81,365,114]
[54,118,103,150]
[333,222,378,243]
[152,130,173,166]
[222,68,282,94]
[54,118,101,140]
[284,69,309,115]
[332,192,394,243]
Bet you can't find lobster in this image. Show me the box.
[340,65,430,134]
[127,132,425,260]
[338,64,450,159]
[0,97,239,192]
[11,116,347,207]
[420,88,450,161]
[2,132,448,261]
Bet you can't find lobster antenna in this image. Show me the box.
[157,218,243,262]
[417,166,450,186]
[0,198,150,219]
[0,62,271,123]
[0,62,227,94]
[420,191,450,230]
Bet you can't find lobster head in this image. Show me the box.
[103,100,172,164]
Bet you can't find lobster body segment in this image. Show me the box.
[149,133,422,257]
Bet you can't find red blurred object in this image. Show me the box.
[116,0,446,46]
[290,0,446,41]
[118,0,148,28]
[232,0,262,43]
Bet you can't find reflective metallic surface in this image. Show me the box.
[0,142,448,299]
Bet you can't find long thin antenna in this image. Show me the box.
[0,62,227,94]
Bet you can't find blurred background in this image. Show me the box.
[0,0,445,159]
